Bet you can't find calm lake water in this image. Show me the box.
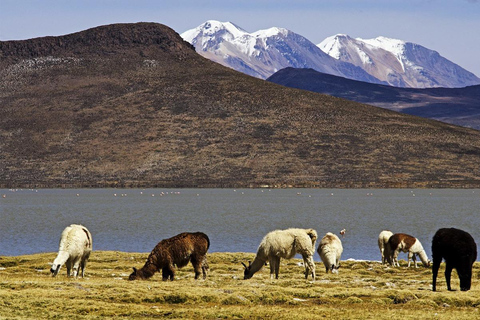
[1,188,479,262]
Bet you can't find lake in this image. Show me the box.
[1,188,479,262]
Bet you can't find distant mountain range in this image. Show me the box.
[182,20,480,89]
[267,67,480,130]
[3,23,480,188]
[319,34,480,88]
[181,21,385,84]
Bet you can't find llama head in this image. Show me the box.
[128,267,141,280]
[418,250,431,267]
[459,272,472,291]
[241,261,253,279]
[50,264,61,277]
[331,264,340,274]
[458,264,473,291]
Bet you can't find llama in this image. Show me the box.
[432,228,477,291]
[388,233,430,268]
[317,232,343,273]
[378,230,393,265]
[50,224,92,278]
[242,228,317,280]
[129,232,210,281]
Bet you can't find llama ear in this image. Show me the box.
[132,267,137,273]
[241,262,247,269]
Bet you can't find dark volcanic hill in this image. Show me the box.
[2,23,480,188]
[267,67,480,130]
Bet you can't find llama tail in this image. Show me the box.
[204,233,210,250]
[306,229,318,243]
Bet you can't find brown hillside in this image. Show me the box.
[1,22,480,188]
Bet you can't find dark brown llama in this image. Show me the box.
[129,232,210,281]
[432,228,477,291]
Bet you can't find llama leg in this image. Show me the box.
[201,256,209,279]
[66,264,71,277]
[303,255,315,280]
[432,259,441,291]
[274,257,281,279]
[302,255,310,278]
[80,259,87,278]
[269,257,281,279]
[445,262,454,291]
[190,257,202,280]
[169,267,175,281]
[407,252,413,268]
[393,250,400,267]
[268,258,275,279]
[79,262,85,278]
[381,248,385,265]
[162,267,170,281]
[72,261,80,278]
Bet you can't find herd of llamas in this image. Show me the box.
[50,224,477,292]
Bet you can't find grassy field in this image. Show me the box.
[1,251,480,319]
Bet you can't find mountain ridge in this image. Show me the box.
[267,67,480,129]
[181,20,384,84]
[318,34,480,88]
[182,20,480,88]
[2,22,480,188]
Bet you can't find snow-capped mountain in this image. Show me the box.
[181,21,384,83]
[319,34,480,88]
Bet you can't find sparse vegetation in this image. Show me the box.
[1,251,480,319]
[2,23,480,189]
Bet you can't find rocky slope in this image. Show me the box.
[2,23,480,188]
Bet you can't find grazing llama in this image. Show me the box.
[378,230,393,265]
[242,228,317,280]
[50,224,92,278]
[432,228,477,291]
[317,232,343,273]
[388,233,430,268]
[129,232,210,281]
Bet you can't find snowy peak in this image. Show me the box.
[181,20,248,50]
[182,21,479,88]
[318,34,353,60]
[319,35,480,88]
[181,21,383,83]
[360,36,406,54]
[181,20,247,41]
[252,26,289,38]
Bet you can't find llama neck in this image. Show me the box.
[53,251,70,266]
[247,255,267,277]
[137,262,157,279]
[417,250,430,266]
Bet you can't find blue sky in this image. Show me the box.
[1,0,480,76]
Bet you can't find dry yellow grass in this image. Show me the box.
[1,251,480,319]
